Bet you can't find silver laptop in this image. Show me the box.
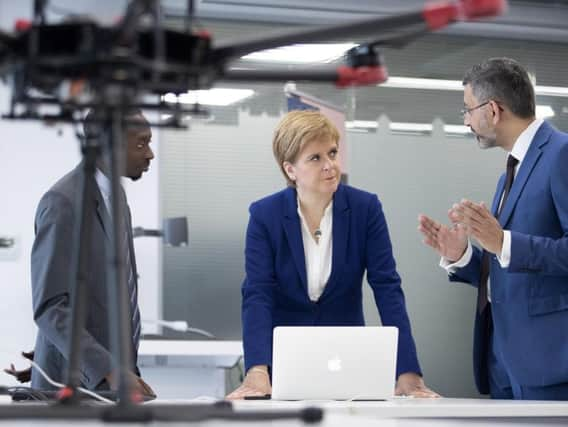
[271,326,398,400]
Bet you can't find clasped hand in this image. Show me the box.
[419,199,504,258]
[449,199,504,255]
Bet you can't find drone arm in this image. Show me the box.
[214,12,423,62]
[214,0,506,62]
[115,0,156,46]
[423,0,505,30]
[223,65,387,88]
[33,0,47,25]
[223,68,341,83]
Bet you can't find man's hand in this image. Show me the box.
[225,365,271,400]
[395,372,440,398]
[3,351,34,383]
[105,371,156,400]
[418,214,468,262]
[450,200,503,255]
[134,376,156,399]
[4,364,31,383]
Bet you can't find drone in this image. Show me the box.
[0,0,506,421]
[0,0,507,126]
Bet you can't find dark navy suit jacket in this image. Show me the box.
[241,183,421,377]
[450,121,568,393]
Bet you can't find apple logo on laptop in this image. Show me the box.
[327,356,342,372]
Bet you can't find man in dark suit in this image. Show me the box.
[30,109,155,395]
[418,58,568,400]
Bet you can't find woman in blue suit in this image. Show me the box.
[227,111,437,399]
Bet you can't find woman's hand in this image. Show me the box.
[395,372,440,398]
[225,365,272,400]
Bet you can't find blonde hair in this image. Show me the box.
[272,110,340,186]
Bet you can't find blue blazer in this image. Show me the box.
[450,121,568,393]
[241,183,421,377]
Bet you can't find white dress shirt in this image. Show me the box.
[441,118,544,282]
[297,199,333,302]
[95,168,112,214]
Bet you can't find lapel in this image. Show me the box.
[498,122,551,227]
[320,184,350,299]
[491,175,505,216]
[91,170,112,242]
[90,168,137,283]
[282,187,308,291]
[124,201,138,279]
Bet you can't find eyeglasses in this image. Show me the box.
[461,101,490,117]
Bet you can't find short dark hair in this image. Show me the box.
[83,108,145,141]
[462,58,535,119]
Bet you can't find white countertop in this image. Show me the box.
[233,397,568,418]
[2,398,568,426]
[139,340,242,356]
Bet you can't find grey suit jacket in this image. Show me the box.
[30,164,139,390]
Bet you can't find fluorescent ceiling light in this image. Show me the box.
[443,125,471,135]
[390,122,432,133]
[380,77,568,97]
[382,77,463,91]
[345,120,378,129]
[535,86,568,97]
[346,120,470,135]
[346,120,434,132]
[242,43,357,64]
[163,88,254,106]
[535,105,555,118]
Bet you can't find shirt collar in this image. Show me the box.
[510,118,544,164]
[297,198,334,224]
[95,168,111,201]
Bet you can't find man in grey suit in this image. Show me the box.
[30,109,155,396]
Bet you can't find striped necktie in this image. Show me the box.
[120,191,141,353]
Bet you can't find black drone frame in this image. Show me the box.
[0,0,505,423]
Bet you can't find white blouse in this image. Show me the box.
[297,200,333,302]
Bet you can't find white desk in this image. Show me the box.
[1,399,568,426]
[234,397,568,418]
[138,340,243,399]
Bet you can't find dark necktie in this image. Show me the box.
[120,190,141,353]
[477,154,519,313]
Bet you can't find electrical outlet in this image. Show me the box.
[0,235,20,261]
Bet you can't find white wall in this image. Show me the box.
[0,80,161,386]
[0,82,80,383]
[0,0,127,31]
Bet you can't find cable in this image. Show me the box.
[142,319,216,339]
[185,327,216,339]
[26,358,113,404]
